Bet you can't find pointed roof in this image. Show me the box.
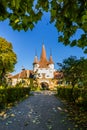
[10,70,33,79]
[40,44,47,60]
[33,44,54,68]
[49,55,54,64]
[39,45,49,68]
[33,55,39,64]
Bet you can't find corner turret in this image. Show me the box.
[49,53,54,69]
[33,55,39,72]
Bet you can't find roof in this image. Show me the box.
[10,70,33,79]
[33,45,54,68]
[54,71,63,79]
[39,59,49,68]
[33,56,39,64]
[40,45,47,60]
[49,55,54,64]
[39,45,49,68]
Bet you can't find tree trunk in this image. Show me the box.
[1,68,6,86]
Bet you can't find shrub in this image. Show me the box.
[57,86,87,110]
[0,86,30,111]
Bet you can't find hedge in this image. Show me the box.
[57,87,87,109]
[0,87,30,110]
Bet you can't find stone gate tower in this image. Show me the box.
[33,45,55,89]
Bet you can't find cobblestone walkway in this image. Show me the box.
[0,91,79,130]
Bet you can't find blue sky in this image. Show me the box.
[0,13,87,74]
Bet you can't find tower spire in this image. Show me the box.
[40,44,47,60]
[39,44,48,68]
[35,49,37,56]
[49,49,54,64]
[33,49,38,64]
[33,55,38,64]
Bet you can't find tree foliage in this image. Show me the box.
[0,0,87,52]
[58,56,87,89]
[0,37,17,86]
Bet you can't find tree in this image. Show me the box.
[0,0,87,52]
[0,37,17,86]
[78,57,87,88]
[58,56,87,89]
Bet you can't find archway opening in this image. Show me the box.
[41,82,49,90]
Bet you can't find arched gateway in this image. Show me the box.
[41,82,49,90]
[38,79,49,90]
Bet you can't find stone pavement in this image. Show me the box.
[0,91,79,130]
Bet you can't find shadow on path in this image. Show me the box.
[0,91,80,130]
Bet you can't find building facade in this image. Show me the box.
[33,45,57,89]
[33,45,55,79]
[9,44,63,89]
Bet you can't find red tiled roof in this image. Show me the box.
[39,59,49,68]
[54,71,63,79]
[10,70,32,79]
[33,45,54,68]
[10,73,20,79]
[40,45,46,60]
[39,45,49,68]
[49,55,54,64]
[33,56,39,64]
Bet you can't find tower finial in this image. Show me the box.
[35,48,37,56]
[50,48,52,56]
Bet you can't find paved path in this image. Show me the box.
[0,91,79,130]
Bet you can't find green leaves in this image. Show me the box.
[51,9,56,17]
[70,40,77,47]
[58,56,87,89]
[11,0,23,10]
[0,37,17,86]
[81,11,87,23]
[36,0,49,12]
[0,0,87,52]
